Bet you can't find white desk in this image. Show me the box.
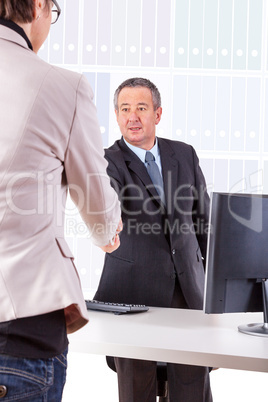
[68,307,268,373]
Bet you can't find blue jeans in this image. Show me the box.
[0,348,67,401]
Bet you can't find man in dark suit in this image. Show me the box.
[94,77,212,402]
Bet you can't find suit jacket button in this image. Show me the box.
[172,249,176,255]
[0,386,7,398]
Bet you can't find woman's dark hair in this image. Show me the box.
[0,0,50,24]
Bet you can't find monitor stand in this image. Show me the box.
[238,279,268,337]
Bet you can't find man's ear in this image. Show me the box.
[155,107,162,125]
[115,109,119,123]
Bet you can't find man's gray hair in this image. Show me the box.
[114,78,162,111]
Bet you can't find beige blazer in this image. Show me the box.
[0,26,121,333]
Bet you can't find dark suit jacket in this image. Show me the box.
[94,137,210,310]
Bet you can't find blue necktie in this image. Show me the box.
[145,151,166,206]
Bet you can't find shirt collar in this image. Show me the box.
[0,18,33,50]
[123,137,159,164]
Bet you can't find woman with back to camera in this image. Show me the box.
[0,0,122,400]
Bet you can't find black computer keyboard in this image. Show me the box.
[85,299,149,314]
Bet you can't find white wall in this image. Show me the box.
[40,0,268,399]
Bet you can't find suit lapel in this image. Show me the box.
[158,138,179,216]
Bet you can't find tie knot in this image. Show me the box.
[145,151,155,163]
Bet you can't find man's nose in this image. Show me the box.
[129,112,139,122]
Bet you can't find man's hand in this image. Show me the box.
[100,233,120,253]
[100,219,123,253]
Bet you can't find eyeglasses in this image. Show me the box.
[51,0,61,24]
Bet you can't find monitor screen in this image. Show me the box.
[204,192,268,337]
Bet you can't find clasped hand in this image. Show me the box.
[100,219,123,253]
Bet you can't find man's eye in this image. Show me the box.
[139,107,146,111]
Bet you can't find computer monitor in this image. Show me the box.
[204,192,268,337]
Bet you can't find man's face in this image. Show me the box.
[115,86,162,150]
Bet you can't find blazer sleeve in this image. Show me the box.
[64,75,121,246]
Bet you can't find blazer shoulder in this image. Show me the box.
[49,65,84,91]
[29,53,81,85]
[159,137,195,158]
[105,140,125,161]
[27,56,87,98]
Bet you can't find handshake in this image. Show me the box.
[100,219,123,254]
